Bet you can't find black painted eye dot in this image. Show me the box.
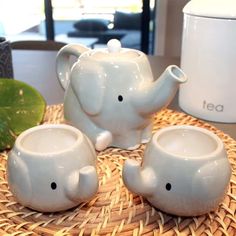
[51,182,57,190]
[166,183,172,191]
[118,95,123,102]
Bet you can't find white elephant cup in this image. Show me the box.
[56,39,187,151]
[122,125,232,216]
[7,124,98,212]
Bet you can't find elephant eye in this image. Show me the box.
[51,182,57,190]
[118,95,123,102]
[165,183,172,191]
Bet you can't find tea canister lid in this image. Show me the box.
[183,0,236,19]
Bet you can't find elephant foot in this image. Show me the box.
[95,131,112,151]
[127,144,140,150]
[127,137,150,150]
[141,124,152,144]
[141,137,151,144]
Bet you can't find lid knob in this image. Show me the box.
[107,39,121,53]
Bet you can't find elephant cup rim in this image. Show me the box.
[13,124,85,158]
[151,125,225,161]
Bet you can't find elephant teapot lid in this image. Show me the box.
[84,39,144,61]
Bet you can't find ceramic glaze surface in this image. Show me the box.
[21,127,77,153]
[179,2,236,122]
[157,128,217,157]
[56,39,187,151]
[7,124,98,212]
[122,125,232,216]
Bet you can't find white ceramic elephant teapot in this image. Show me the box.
[56,39,187,151]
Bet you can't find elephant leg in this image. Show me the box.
[64,97,107,145]
[95,130,113,151]
[64,92,112,149]
[70,113,112,151]
[141,123,153,144]
[70,114,112,151]
[113,131,141,150]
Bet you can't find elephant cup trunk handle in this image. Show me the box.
[56,44,90,90]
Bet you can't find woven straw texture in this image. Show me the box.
[0,104,235,236]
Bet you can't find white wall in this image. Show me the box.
[154,0,189,56]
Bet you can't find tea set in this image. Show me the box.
[7,39,231,216]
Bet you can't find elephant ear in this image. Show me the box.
[70,60,106,115]
[7,152,32,206]
[192,159,231,201]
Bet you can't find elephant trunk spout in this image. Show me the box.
[131,65,187,115]
[122,159,156,197]
[66,166,98,203]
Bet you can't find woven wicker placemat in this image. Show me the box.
[0,104,235,236]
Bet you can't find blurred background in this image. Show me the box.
[0,0,188,55]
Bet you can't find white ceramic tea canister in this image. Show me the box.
[179,0,236,122]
